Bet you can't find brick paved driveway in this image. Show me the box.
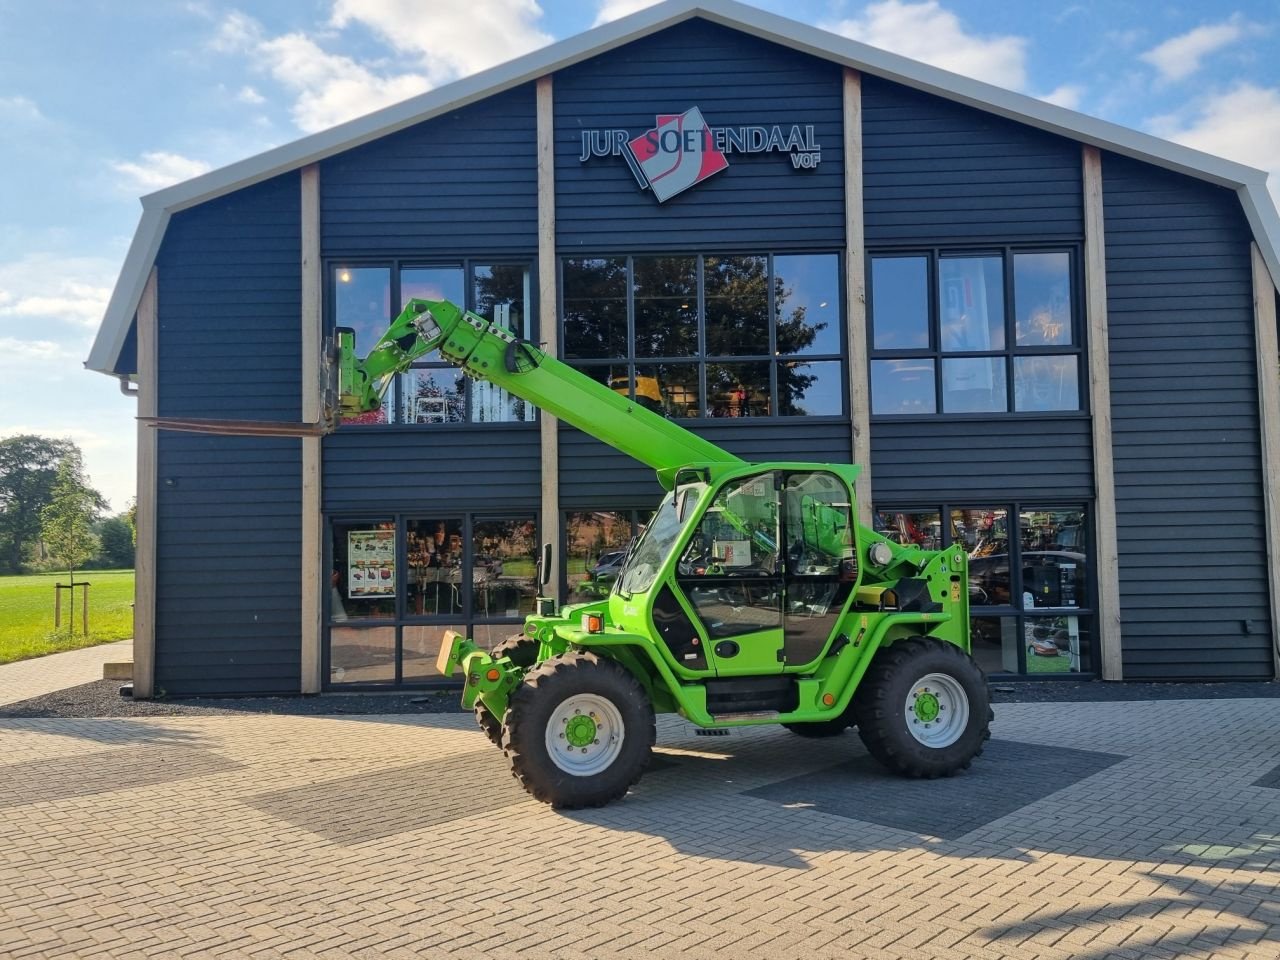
[2,697,1278,959]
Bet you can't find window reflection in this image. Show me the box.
[970,615,1018,676]
[1014,252,1072,346]
[402,624,464,681]
[775,254,841,356]
[563,257,627,359]
[871,359,936,414]
[942,357,1007,413]
[778,359,842,416]
[704,255,769,356]
[634,256,698,357]
[472,517,537,618]
[399,368,466,424]
[940,256,1005,352]
[329,626,396,684]
[1014,355,1078,412]
[952,508,1010,606]
[1019,507,1087,609]
[565,510,637,601]
[707,361,770,417]
[871,256,929,350]
[634,364,701,418]
[474,265,530,337]
[335,266,391,425]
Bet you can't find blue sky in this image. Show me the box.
[2,0,1277,511]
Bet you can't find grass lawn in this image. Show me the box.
[0,570,134,665]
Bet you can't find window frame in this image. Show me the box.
[558,251,848,421]
[324,510,538,688]
[867,244,1087,420]
[874,500,1096,678]
[326,256,538,430]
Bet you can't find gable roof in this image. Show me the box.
[86,0,1280,377]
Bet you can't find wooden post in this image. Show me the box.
[82,582,90,636]
[54,585,62,631]
[134,267,159,697]
[300,163,324,694]
[1083,146,1124,681]
[1251,242,1280,679]
[843,68,872,527]
[536,75,561,603]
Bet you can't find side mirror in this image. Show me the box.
[537,542,552,588]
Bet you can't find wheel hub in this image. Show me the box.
[902,672,970,748]
[545,693,626,776]
[564,713,598,748]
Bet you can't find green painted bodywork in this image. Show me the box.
[340,299,971,730]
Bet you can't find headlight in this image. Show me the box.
[869,542,894,567]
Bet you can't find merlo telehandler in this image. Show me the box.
[330,297,992,808]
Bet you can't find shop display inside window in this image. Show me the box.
[877,502,1093,677]
[405,518,465,617]
[330,521,396,619]
[869,247,1081,415]
[563,252,844,419]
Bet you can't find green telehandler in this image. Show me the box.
[338,297,992,808]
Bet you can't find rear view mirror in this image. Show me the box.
[537,543,552,588]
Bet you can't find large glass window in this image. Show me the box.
[875,503,1092,677]
[869,247,1081,415]
[562,253,844,419]
[332,260,534,426]
[563,509,652,602]
[327,512,537,687]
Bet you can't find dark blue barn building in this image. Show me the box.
[89,0,1280,696]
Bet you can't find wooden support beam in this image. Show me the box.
[133,268,158,698]
[843,68,872,527]
[537,75,561,603]
[1083,145,1124,681]
[1251,242,1280,680]
[300,163,323,694]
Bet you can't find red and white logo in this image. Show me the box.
[625,107,729,202]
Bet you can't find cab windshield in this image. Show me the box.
[616,484,706,597]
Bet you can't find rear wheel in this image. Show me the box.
[852,638,991,778]
[502,651,655,808]
[491,632,540,669]
[474,703,504,746]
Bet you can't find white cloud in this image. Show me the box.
[0,253,117,329]
[593,0,659,26]
[210,10,263,53]
[111,151,212,192]
[1147,83,1280,207]
[1139,15,1255,83]
[1041,84,1084,111]
[330,0,553,86]
[236,85,265,105]
[255,32,430,133]
[0,336,80,367]
[822,0,1027,89]
[0,95,45,122]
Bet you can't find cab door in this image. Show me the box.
[780,471,858,667]
[673,471,785,675]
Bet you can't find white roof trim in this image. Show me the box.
[87,0,1280,375]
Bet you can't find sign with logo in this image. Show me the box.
[579,106,822,203]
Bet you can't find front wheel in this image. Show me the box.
[852,638,991,778]
[502,651,655,808]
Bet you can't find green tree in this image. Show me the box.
[0,434,76,572]
[96,515,135,568]
[40,452,106,586]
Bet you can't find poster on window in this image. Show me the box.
[348,530,396,598]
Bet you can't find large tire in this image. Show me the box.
[474,703,504,747]
[852,637,991,778]
[782,717,852,738]
[491,632,540,669]
[502,651,655,808]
